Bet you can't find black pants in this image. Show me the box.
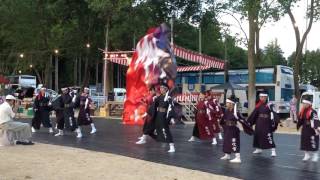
[143,115,156,138]
[192,123,200,138]
[63,108,77,131]
[55,110,65,130]
[32,111,52,129]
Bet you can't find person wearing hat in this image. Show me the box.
[247,92,280,157]
[0,95,33,146]
[188,92,215,142]
[61,87,81,137]
[152,82,175,152]
[73,87,97,138]
[31,87,53,133]
[220,97,253,163]
[297,97,320,162]
[136,86,158,144]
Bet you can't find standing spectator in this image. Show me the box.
[289,94,298,126]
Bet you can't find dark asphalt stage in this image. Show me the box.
[20,118,320,180]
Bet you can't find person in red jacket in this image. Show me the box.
[188,93,215,142]
[206,91,223,145]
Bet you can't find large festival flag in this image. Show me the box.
[122,24,177,125]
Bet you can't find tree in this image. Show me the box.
[225,0,281,113]
[278,0,320,98]
[289,50,320,88]
[261,39,286,66]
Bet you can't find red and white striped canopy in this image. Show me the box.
[173,45,225,69]
[103,45,225,72]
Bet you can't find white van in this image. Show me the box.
[300,91,320,112]
[113,88,126,101]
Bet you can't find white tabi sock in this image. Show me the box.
[212,138,217,145]
[220,154,231,160]
[188,136,195,142]
[136,135,147,144]
[253,148,263,154]
[271,148,277,157]
[54,130,64,136]
[303,151,311,161]
[230,153,241,163]
[312,152,319,162]
[168,143,175,153]
[76,128,82,138]
[49,128,54,133]
[90,123,97,134]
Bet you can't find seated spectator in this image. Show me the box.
[0,95,33,146]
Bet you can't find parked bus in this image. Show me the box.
[7,75,37,88]
[176,65,294,115]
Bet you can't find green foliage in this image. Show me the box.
[260,39,286,66]
[288,50,320,88]
[0,0,248,87]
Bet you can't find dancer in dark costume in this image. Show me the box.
[188,93,215,142]
[74,87,97,138]
[31,87,53,133]
[247,92,280,157]
[153,83,175,152]
[297,98,320,162]
[51,95,65,136]
[136,86,158,144]
[60,87,81,137]
[220,97,253,163]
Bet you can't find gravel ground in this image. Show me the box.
[0,143,240,180]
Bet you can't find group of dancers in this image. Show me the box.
[135,83,320,163]
[26,81,320,163]
[31,87,97,138]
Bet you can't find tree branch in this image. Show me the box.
[218,10,249,45]
[287,9,300,53]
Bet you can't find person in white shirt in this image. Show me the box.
[0,95,33,146]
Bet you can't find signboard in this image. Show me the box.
[105,53,128,59]
[175,92,224,103]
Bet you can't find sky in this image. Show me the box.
[219,1,320,58]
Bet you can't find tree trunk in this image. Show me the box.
[79,56,82,85]
[82,56,90,88]
[255,26,261,66]
[34,68,43,85]
[287,0,315,98]
[54,55,58,92]
[45,55,52,88]
[247,3,258,114]
[95,60,99,87]
[74,56,78,86]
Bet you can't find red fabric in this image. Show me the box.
[255,100,267,108]
[0,75,9,84]
[37,92,45,100]
[299,106,312,120]
[122,50,148,125]
[208,99,222,133]
[196,101,215,139]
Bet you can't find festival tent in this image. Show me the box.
[103,44,225,71]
